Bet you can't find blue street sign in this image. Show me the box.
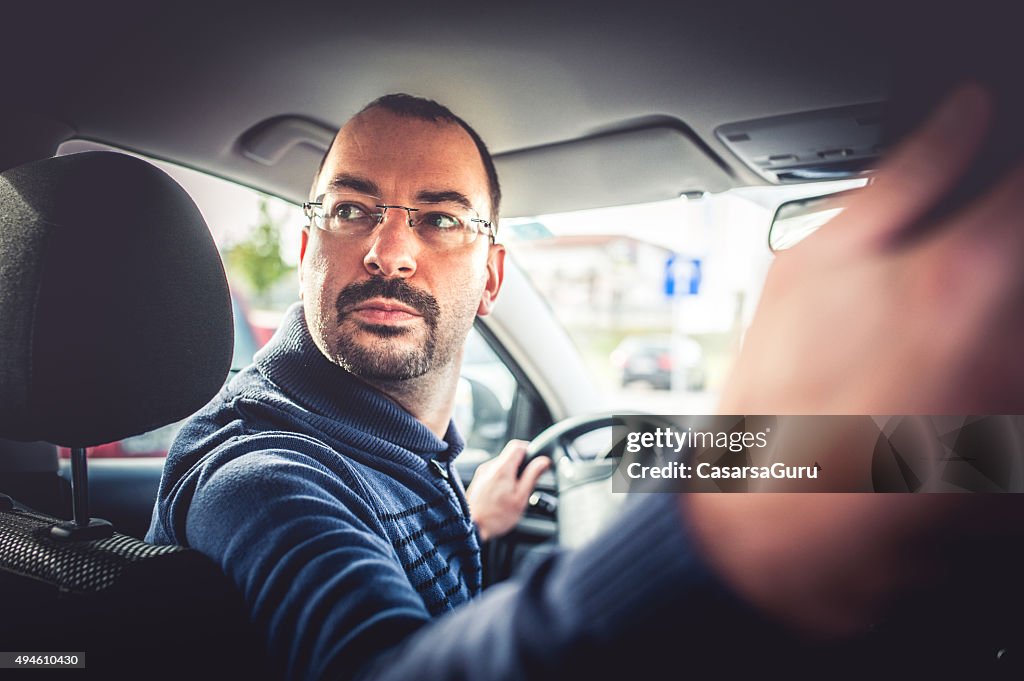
[665,255,702,297]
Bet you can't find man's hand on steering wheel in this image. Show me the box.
[467,440,552,541]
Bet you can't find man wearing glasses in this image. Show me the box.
[149,94,570,680]
[149,90,1024,680]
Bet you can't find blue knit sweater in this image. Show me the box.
[147,304,766,681]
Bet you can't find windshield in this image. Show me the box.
[498,177,866,414]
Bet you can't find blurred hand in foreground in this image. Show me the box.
[688,84,1024,638]
[721,83,1023,416]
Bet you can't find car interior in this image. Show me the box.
[2,1,1022,677]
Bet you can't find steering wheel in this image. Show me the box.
[521,412,657,548]
[523,410,662,465]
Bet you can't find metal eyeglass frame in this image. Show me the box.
[302,197,497,243]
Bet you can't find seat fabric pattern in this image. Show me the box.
[0,507,182,593]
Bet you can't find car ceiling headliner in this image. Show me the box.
[6,2,889,210]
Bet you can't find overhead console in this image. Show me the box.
[715,103,885,184]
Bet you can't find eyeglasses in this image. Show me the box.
[303,192,496,248]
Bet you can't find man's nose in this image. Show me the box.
[363,207,419,277]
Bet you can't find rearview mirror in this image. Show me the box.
[769,188,862,252]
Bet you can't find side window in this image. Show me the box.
[454,328,517,459]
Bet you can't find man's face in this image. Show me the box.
[300,108,504,382]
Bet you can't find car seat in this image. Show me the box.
[0,151,270,679]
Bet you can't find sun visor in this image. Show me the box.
[237,117,735,216]
[494,126,734,219]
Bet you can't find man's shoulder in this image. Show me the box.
[169,375,346,489]
[188,432,351,495]
[150,364,351,536]
[175,361,324,454]
[151,413,365,545]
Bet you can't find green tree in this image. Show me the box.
[225,197,292,304]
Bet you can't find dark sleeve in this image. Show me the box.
[187,450,773,681]
[358,492,777,681]
[184,449,433,681]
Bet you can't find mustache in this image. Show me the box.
[335,277,440,327]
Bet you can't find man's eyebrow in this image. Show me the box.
[326,174,381,197]
[415,189,475,211]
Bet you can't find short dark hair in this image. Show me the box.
[313,93,502,225]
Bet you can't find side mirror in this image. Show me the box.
[454,376,508,454]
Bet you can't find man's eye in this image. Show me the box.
[332,203,368,220]
[419,212,462,230]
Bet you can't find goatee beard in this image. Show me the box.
[332,277,441,381]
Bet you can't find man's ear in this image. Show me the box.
[477,243,506,316]
[298,227,309,299]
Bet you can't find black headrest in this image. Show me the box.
[0,151,232,447]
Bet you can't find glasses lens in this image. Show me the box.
[414,209,482,247]
[318,193,380,235]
